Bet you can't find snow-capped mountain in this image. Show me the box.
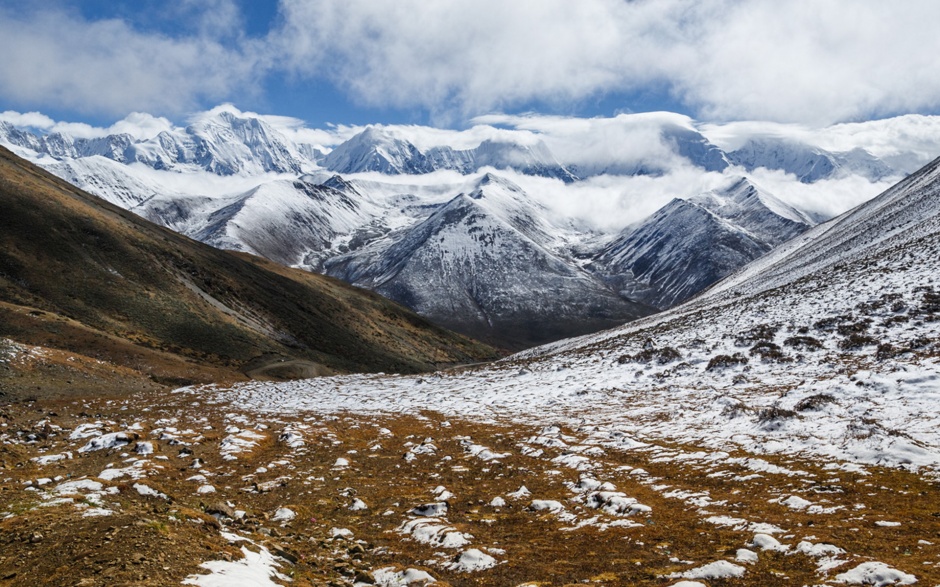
[324,174,654,347]
[0,107,310,176]
[134,176,381,268]
[3,105,928,347]
[595,177,814,308]
[727,137,895,182]
[323,126,578,181]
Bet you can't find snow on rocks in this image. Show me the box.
[489,497,506,507]
[349,498,368,511]
[528,500,565,513]
[398,518,472,549]
[182,532,290,587]
[432,486,454,501]
[446,548,498,572]
[133,483,168,500]
[585,491,651,517]
[79,432,133,453]
[410,502,448,517]
[54,479,104,494]
[834,561,916,585]
[219,427,266,461]
[272,507,296,522]
[507,485,531,499]
[31,452,72,465]
[735,549,758,564]
[671,560,747,580]
[69,422,104,440]
[750,533,789,552]
[459,439,508,461]
[373,567,437,586]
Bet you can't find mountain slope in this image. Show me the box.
[326,174,655,348]
[171,155,940,587]
[324,127,578,181]
[727,137,895,182]
[0,146,495,399]
[595,178,814,308]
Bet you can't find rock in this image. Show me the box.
[272,546,299,564]
[28,532,42,544]
[205,502,235,518]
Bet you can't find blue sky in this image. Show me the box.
[1,1,940,130]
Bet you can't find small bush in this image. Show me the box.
[783,336,823,351]
[706,353,748,371]
[814,315,854,331]
[921,291,940,314]
[735,324,778,347]
[757,406,797,422]
[839,333,878,350]
[876,343,897,360]
[837,319,872,336]
[620,346,682,365]
[749,341,790,362]
[794,393,836,412]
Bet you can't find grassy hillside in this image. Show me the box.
[0,146,496,399]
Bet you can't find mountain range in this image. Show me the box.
[0,107,918,347]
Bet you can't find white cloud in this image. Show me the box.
[745,167,896,220]
[1,110,175,141]
[3,1,940,124]
[270,0,940,124]
[0,111,56,130]
[0,6,258,117]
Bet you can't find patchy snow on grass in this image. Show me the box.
[133,483,168,500]
[79,432,132,453]
[834,561,916,585]
[373,567,437,586]
[672,560,747,580]
[447,548,497,572]
[31,452,72,465]
[182,532,290,587]
[398,517,472,549]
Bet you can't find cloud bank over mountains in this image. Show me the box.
[2,1,940,124]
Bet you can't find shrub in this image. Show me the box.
[706,353,748,371]
[814,315,854,331]
[839,333,878,350]
[794,393,836,412]
[620,345,682,365]
[757,406,797,422]
[749,341,790,362]
[735,324,778,347]
[783,336,823,351]
[837,319,871,336]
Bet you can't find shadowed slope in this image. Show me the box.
[0,146,496,398]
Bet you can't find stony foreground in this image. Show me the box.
[0,388,936,587]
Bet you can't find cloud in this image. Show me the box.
[0,5,258,117]
[1,110,175,141]
[270,0,940,124]
[0,111,56,130]
[3,1,940,124]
